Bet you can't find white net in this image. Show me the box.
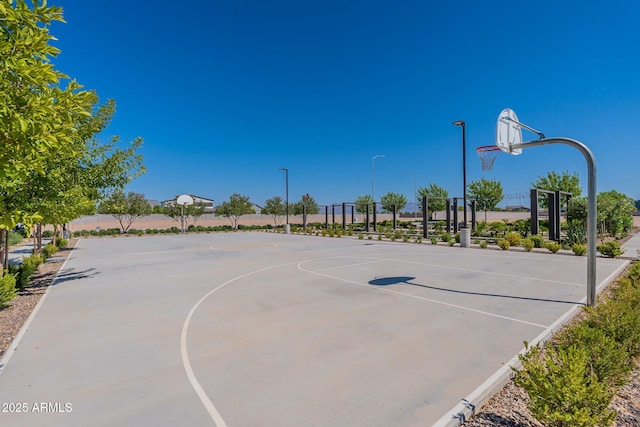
[477,146,500,171]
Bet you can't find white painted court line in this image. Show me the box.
[297,260,550,329]
[390,257,586,287]
[180,261,300,427]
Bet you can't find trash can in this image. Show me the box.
[460,228,471,247]
[285,224,291,234]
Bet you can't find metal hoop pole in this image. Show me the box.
[512,137,597,306]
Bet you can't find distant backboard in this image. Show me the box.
[177,194,194,206]
[496,108,523,155]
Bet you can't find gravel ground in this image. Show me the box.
[1,237,639,426]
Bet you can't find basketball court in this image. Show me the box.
[0,232,628,427]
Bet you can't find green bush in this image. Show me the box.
[9,231,24,246]
[56,238,68,248]
[558,322,632,388]
[358,233,364,240]
[572,244,587,256]
[394,230,403,240]
[0,273,17,307]
[497,239,510,250]
[522,237,534,252]
[505,232,522,247]
[441,233,452,243]
[546,242,561,253]
[430,237,438,245]
[454,232,460,243]
[479,240,488,249]
[42,230,54,238]
[42,243,59,260]
[14,255,43,289]
[515,343,615,427]
[530,234,545,248]
[597,241,624,258]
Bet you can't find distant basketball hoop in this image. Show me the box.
[476,145,501,171]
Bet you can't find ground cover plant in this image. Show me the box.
[514,262,640,426]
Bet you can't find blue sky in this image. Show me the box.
[51,0,640,208]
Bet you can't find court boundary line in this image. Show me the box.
[180,260,301,427]
[297,259,550,329]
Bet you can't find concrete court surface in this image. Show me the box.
[0,232,628,427]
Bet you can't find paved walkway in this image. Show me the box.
[621,230,640,259]
[0,232,633,427]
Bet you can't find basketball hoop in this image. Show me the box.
[476,145,501,171]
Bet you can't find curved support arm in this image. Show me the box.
[512,138,597,306]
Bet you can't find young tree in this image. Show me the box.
[354,195,374,215]
[0,0,94,231]
[380,192,407,214]
[98,190,151,232]
[213,193,255,229]
[163,199,206,229]
[292,193,319,225]
[531,171,581,208]
[597,190,635,237]
[417,184,448,219]
[468,178,504,222]
[261,196,286,227]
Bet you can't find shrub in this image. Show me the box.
[9,231,24,246]
[441,233,452,243]
[530,234,545,248]
[0,273,17,307]
[558,322,632,388]
[479,240,488,249]
[394,230,403,240]
[56,238,68,248]
[505,232,521,247]
[14,255,43,289]
[515,343,615,427]
[546,242,561,253]
[497,239,510,250]
[454,232,460,243]
[522,237,534,252]
[416,237,422,244]
[42,243,59,260]
[448,240,455,246]
[572,244,587,256]
[430,237,438,245]
[367,235,372,240]
[597,241,624,258]
[358,233,364,240]
[42,230,54,238]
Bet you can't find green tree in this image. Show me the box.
[380,192,407,214]
[163,199,206,229]
[531,171,581,209]
[597,190,635,237]
[292,193,319,225]
[417,184,448,219]
[354,195,374,215]
[567,196,588,225]
[261,196,286,227]
[468,178,504,222]
[0,0,94,229]
[98,190,151,232]
[214,193,255,229]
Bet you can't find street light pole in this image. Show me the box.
[452,121,467,227]
[279,167,289,225]
[371,154,385,203]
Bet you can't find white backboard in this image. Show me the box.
[177,194,194,206]
[496,108,523,155]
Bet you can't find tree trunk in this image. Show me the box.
[4,228,9,270]
[1,229,6,272]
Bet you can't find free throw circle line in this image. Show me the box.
[180,261,300,426]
